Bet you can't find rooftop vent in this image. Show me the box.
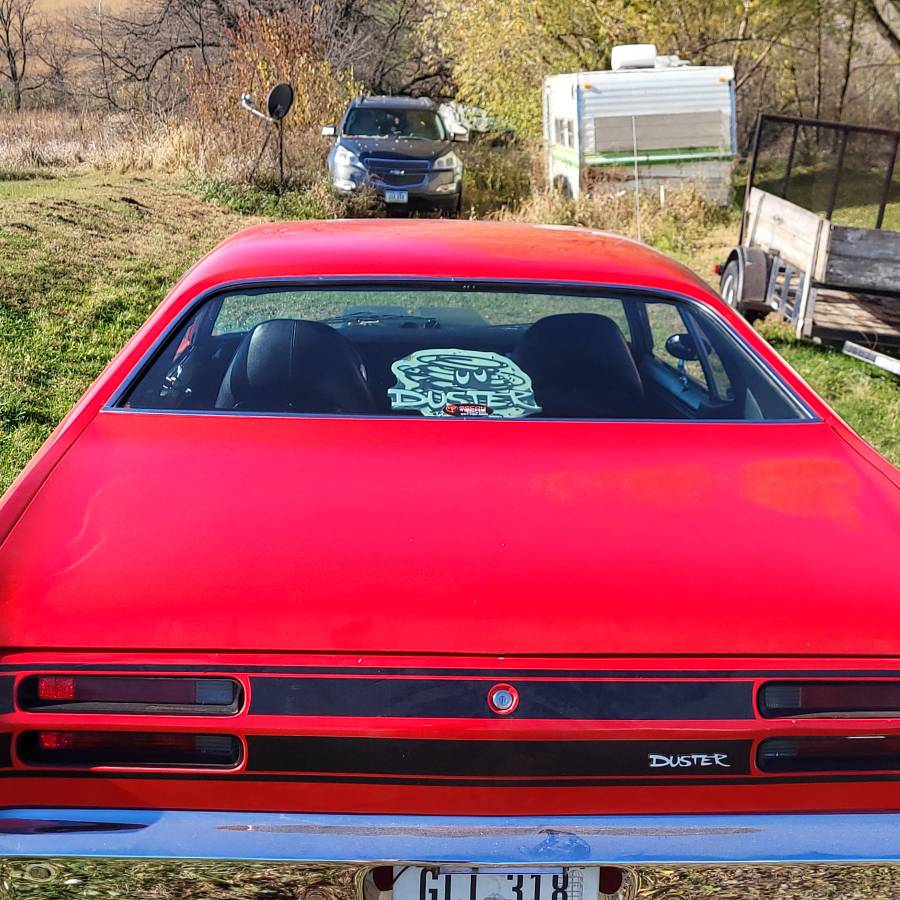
[611,44,657,71]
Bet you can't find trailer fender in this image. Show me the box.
[720,247,769,310]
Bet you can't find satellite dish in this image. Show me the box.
[266,83,294,121]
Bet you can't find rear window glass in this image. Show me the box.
[120,284,810,422]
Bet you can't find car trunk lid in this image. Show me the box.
[1,412,898,656]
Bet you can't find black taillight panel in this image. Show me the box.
[759,681,900,718]
[758,736,900,773]
[18,675,242,715]
[18,730,242,768]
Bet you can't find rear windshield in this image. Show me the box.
[120,284,810,422]
[343,108,447,141]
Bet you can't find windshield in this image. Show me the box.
[121,284,810,422]
[343,108,447,140]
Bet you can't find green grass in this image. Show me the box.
[756,317,900,462]
[0,174,265,489]
[0,173,897,494]
[192,177,376,219]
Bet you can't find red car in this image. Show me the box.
[1,220,899,897]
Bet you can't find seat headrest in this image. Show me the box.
[216,319,375,414]
[514,313,644,418]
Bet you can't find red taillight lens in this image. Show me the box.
[758,736,900,773]
[36,677,76,701]
[19,676,241,715]
[37,731,73,751]
[760,681,900,718]
[20,731,241,768]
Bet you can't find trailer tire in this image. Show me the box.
[720,259,741,310]
[719,248,770,320]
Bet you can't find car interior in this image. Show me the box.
[121,290,808,422]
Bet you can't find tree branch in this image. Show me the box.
[860,0,900,54]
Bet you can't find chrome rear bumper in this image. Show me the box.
[3,810,900,897]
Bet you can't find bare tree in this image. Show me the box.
[68,0,448,114]
[860,0,900,53]
[363,0,451,95]
[836,0,861,122]
[71,0,230,111]
[0,0,40,111]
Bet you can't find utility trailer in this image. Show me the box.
[543,44,736,203]
[720,114,900,346]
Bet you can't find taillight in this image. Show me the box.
[760,681,900,718]
[18,731,242,768]
[758,736,900,773]
[19,676,241,715]
[37,677,76,701]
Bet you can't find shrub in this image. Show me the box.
[493,183,732,257]
[182,11,357,187]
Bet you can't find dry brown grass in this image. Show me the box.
[491,184,735,271]
[0,12,354,186]
[0,109,184,176]
[0,106,301,186]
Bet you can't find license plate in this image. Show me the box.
[384,190,409,203]
[392,866,601,900]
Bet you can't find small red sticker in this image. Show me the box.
[444,402,493,417]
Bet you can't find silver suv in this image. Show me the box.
[323,97,466,215]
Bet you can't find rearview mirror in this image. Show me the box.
[321,125,336,138]
[665,333,698,361]
[451,128,469,143]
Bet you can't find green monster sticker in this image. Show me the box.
[388,348,541,418]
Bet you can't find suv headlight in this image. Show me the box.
[433,151,462,172]
[334,144,363,169]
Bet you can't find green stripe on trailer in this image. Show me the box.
[551,147,579,168]
[584,146,732,167]
[551,144,578,161]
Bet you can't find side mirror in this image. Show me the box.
[321,125,337,138]
[451,128,469,143]
[665,333,698,361]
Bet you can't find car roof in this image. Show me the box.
[351,96,436,109]
[178,220,718,308]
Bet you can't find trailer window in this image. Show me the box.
[554,118,566,146]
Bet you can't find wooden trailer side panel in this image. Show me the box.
[743,188,829,277]
[825,227,900,295]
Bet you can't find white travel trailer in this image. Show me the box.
[543,45,736,203]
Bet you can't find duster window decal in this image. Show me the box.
[388,349,541,418]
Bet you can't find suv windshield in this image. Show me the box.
[343,108,447,140]
[121,284,809,422]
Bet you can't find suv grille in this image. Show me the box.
[364,158,430,187]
